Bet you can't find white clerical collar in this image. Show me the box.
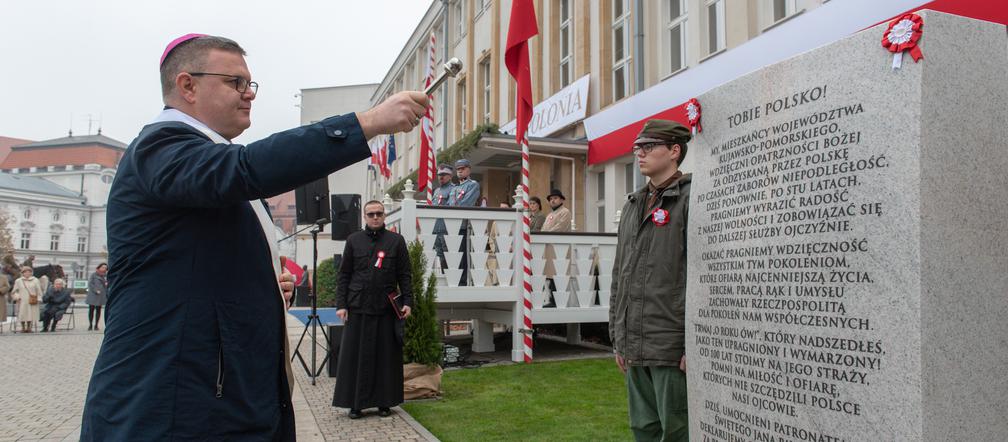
[151,108,231,144]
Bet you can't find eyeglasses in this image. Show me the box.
[365,211,385,218]
[188,72,258,94]
[632,142,666,155]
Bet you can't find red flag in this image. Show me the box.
[506,0,539,364]
[505,0,538,145]
[379,136,391,179]
[418,32,437,202]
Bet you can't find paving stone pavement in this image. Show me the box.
[0,308,435,441]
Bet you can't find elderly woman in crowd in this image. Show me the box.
[12,266,43,333]
[86,263,108,331]
[41,278,73,332]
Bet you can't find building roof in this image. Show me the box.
[15,133,127,150]
[0,133,128,170]
[0,173,83,199]
[0,136,34,165]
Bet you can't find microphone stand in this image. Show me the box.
[292,208,333,385]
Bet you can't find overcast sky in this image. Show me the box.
[0,0,433,145]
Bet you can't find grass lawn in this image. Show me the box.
[402,358,630,441]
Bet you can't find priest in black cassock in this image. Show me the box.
[333,200,413,419]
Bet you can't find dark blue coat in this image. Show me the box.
[81,113,370,441]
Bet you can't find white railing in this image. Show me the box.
[384,181,618,361]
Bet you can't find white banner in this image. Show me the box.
[500,74,590,138]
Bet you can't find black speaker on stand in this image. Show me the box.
[291,177,332,385]
[330,194,361,241]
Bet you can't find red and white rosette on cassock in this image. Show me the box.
[685,98,702,135]
[882,13,923,70]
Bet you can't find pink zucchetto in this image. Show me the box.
[159,33,208,66]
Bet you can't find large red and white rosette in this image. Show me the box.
[882,13,924,70]
[685,98,702,135]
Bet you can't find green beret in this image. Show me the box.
[634,119,691,145]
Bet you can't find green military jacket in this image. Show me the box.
[609,173,691,366]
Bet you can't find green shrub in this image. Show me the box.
[315,257,339,307]
[403,239,442,366]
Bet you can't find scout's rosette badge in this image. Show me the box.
[374,250,386,268]
[685,98,702,135]
[652,208,670,226]
[882,13,924,70]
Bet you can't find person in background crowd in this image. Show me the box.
[432,164,455,273]
[86,263,108,331]
[0,266,8,325]
[21,255,35,269]
[41,278,73,332]
[333,200,412,419]
[12,266,42,333]
[450,159,480,286]
[540,189,572,232]
[450,159,480,207]
[529,196,546,232]
[610,119,692,441]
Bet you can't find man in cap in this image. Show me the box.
[449,159,480,285]
[540,188,572,232]
[449,158,480,207]
[431,164,455,272]
[433,164,455,206]
[609,119,692,441]
[80,34,428,441]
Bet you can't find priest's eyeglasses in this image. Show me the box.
[188,72,259,94]
[365,211,386,219]
[632,142,666,155]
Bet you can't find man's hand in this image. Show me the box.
[679,356,687,373]
[336,309,348,323]
[401,305,412,318]
[357,91,429,139]
[278,270,295,309]
[615,354,627,373]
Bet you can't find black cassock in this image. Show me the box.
[333,226,413,409]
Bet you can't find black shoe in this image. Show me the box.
[348,409,362,419]
[378,407,391,417]
[87,325,92,331]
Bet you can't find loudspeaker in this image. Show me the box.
[327,324,344,377]
[330,194,361,241]
[294,178,330,225]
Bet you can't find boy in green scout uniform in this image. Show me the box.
[609,119,692,441]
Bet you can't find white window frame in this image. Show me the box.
[771,0,798,24]
[53,211,60,222]
[705,0,726,55]
[77,236,87,253]
[50,234,60,251]
[559,0,573,88]
[611,0,632,101]
[20,232,30,249]
[664,0,687,76]
[458,79,468,134]
[455,0,466,40]
[481,58,492,124]
[594,170,606,232]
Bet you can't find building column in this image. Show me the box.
[472,319,495,353]
[566,323,582,345]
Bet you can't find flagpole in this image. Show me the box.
[505,0,538,364]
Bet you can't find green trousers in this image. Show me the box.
[626,365,688,442]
